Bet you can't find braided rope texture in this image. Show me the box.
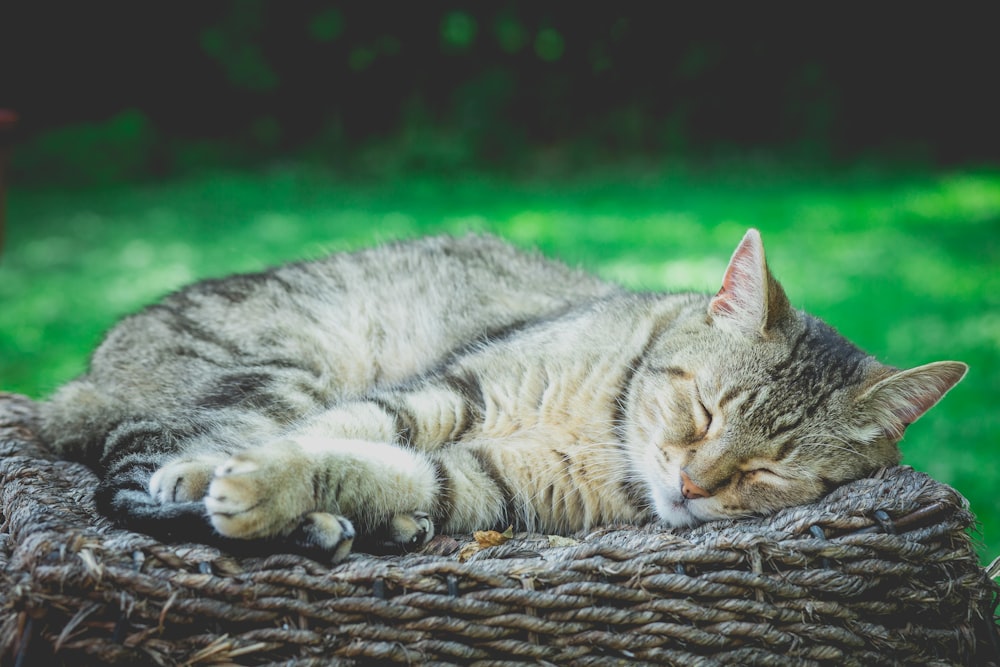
[1,392,997,666]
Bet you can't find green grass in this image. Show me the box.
[2,163,998,562]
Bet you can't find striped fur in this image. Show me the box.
[39,231,966,560]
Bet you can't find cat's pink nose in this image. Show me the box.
[680,470,710,500]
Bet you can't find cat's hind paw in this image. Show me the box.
[391,511,434,548]
[289,512,356,563]
[149,455,226,503]
[354,511,435,554]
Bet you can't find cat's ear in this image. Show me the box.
[709,229,792,335]
[857,361,968,440]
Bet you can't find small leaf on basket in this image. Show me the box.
[473,526,514,548]
[458,526,515,562]
[547,535,580,548]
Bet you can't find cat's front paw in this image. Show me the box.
[205,446,313,540]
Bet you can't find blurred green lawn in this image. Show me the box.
[2,164,998,562]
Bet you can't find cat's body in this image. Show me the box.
[40,230,966,560]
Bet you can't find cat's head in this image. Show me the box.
[626,228,967,528]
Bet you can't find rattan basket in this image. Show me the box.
[1,392,997,666]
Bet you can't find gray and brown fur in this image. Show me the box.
[39,230,967,560]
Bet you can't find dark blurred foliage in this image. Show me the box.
[1,3,998,184]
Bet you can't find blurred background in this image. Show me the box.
[0,4,997,561]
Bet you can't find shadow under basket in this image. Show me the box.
[1,393,997,666]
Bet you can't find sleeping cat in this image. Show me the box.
[39,229,966,561]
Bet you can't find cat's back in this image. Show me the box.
[99,233,613,370]
[263,234,621,382]
[306,233,616,328]
[268,234,616,383]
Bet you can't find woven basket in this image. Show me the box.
[1,392,997,666]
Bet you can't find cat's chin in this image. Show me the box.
[649,484,704,528]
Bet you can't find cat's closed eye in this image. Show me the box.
[693,392,713,438]
[743,467,782,481]
[697,402,713,436]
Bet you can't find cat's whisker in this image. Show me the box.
[792,436,879,465]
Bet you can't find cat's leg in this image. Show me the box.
[428,437,651,535]
[205,434,438,553]
[203,382,498,553]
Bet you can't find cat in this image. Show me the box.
[38,229,966,562]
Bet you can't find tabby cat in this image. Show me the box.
[39,230,966,561]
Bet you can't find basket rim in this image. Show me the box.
[3,391,998,666]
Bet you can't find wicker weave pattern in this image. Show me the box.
[1,393,997,666]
